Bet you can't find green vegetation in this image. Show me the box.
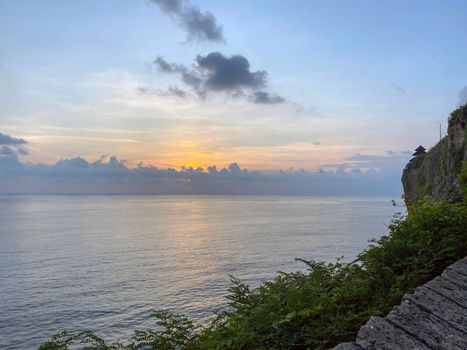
[448,103,466,124]
[39,171,467,350]
[448,104,466,176]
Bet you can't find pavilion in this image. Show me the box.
[412,145,427,156]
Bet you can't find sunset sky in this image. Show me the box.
[1,1,467,194]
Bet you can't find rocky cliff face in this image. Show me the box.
[402,105,467,203]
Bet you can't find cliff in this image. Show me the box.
[402,105,467,203]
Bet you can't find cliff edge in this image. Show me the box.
[402,105,467,203]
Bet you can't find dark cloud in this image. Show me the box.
[152,0,183,14]
[150,0,225,43]
[136,86,152,95]
[390,83,408,95]
[136,86,153,95]
[228,162,241,173]
[56,156,90,169]
[161,86,188,98]
[180,70,204,93]
[17,147,28,155]
[195,52,267,91]
[459,86,467,106]
[136,85,188,99]
[0,132,27,145]
[207,165,218,174]
[249,91,286,105]
[153,52,286,104]
[153,56,204,95]
[5,146,29,157]
[0,133,28,162]
[156,53,267,92]
[153,56,186,74]
[0,146,17,156]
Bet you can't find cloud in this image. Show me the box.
[0,146,17,156]
[390,83,408,95]
[321,152,411,176]
[153,56,205,96]
[153,52,285,104]
[195,52,267,91]
[0,154,405,195]
[459,86,467,106]
[153,56,186,74]
[249,91,286,105]
[155,53,267,92]
[0,133,28,162]
[150,0,225,43]
[160,86,188,98]
[136,85,188,98]
[17,147,28,155]
[228,162,241,173]
[0,132,27,145]
[0,138,406,196]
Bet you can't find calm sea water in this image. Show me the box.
[0,195,399,349]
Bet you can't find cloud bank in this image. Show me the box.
[150,0,225,43]
[152,52,285,104]
[0,134,408,196]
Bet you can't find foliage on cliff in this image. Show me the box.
[39,170,467,350]
[449,104,467,124]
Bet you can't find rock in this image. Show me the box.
[332,343,364,350]
[404,286,465,327]
[386,298,466,349]
[330,257,467,350]
[424,275,467,308]
[356,317,430,350]
[402,105,467,203]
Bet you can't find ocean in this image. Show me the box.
[0,195,399,349]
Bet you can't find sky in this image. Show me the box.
[1,0,467,194]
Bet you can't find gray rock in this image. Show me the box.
[330,257,467,350]
[424,276,467,308]
[387,298,466,349]
[404,286,466,328]
[357,316,430,350]
[332,343,363,350]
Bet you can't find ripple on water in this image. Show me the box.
[0,195,398,349]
